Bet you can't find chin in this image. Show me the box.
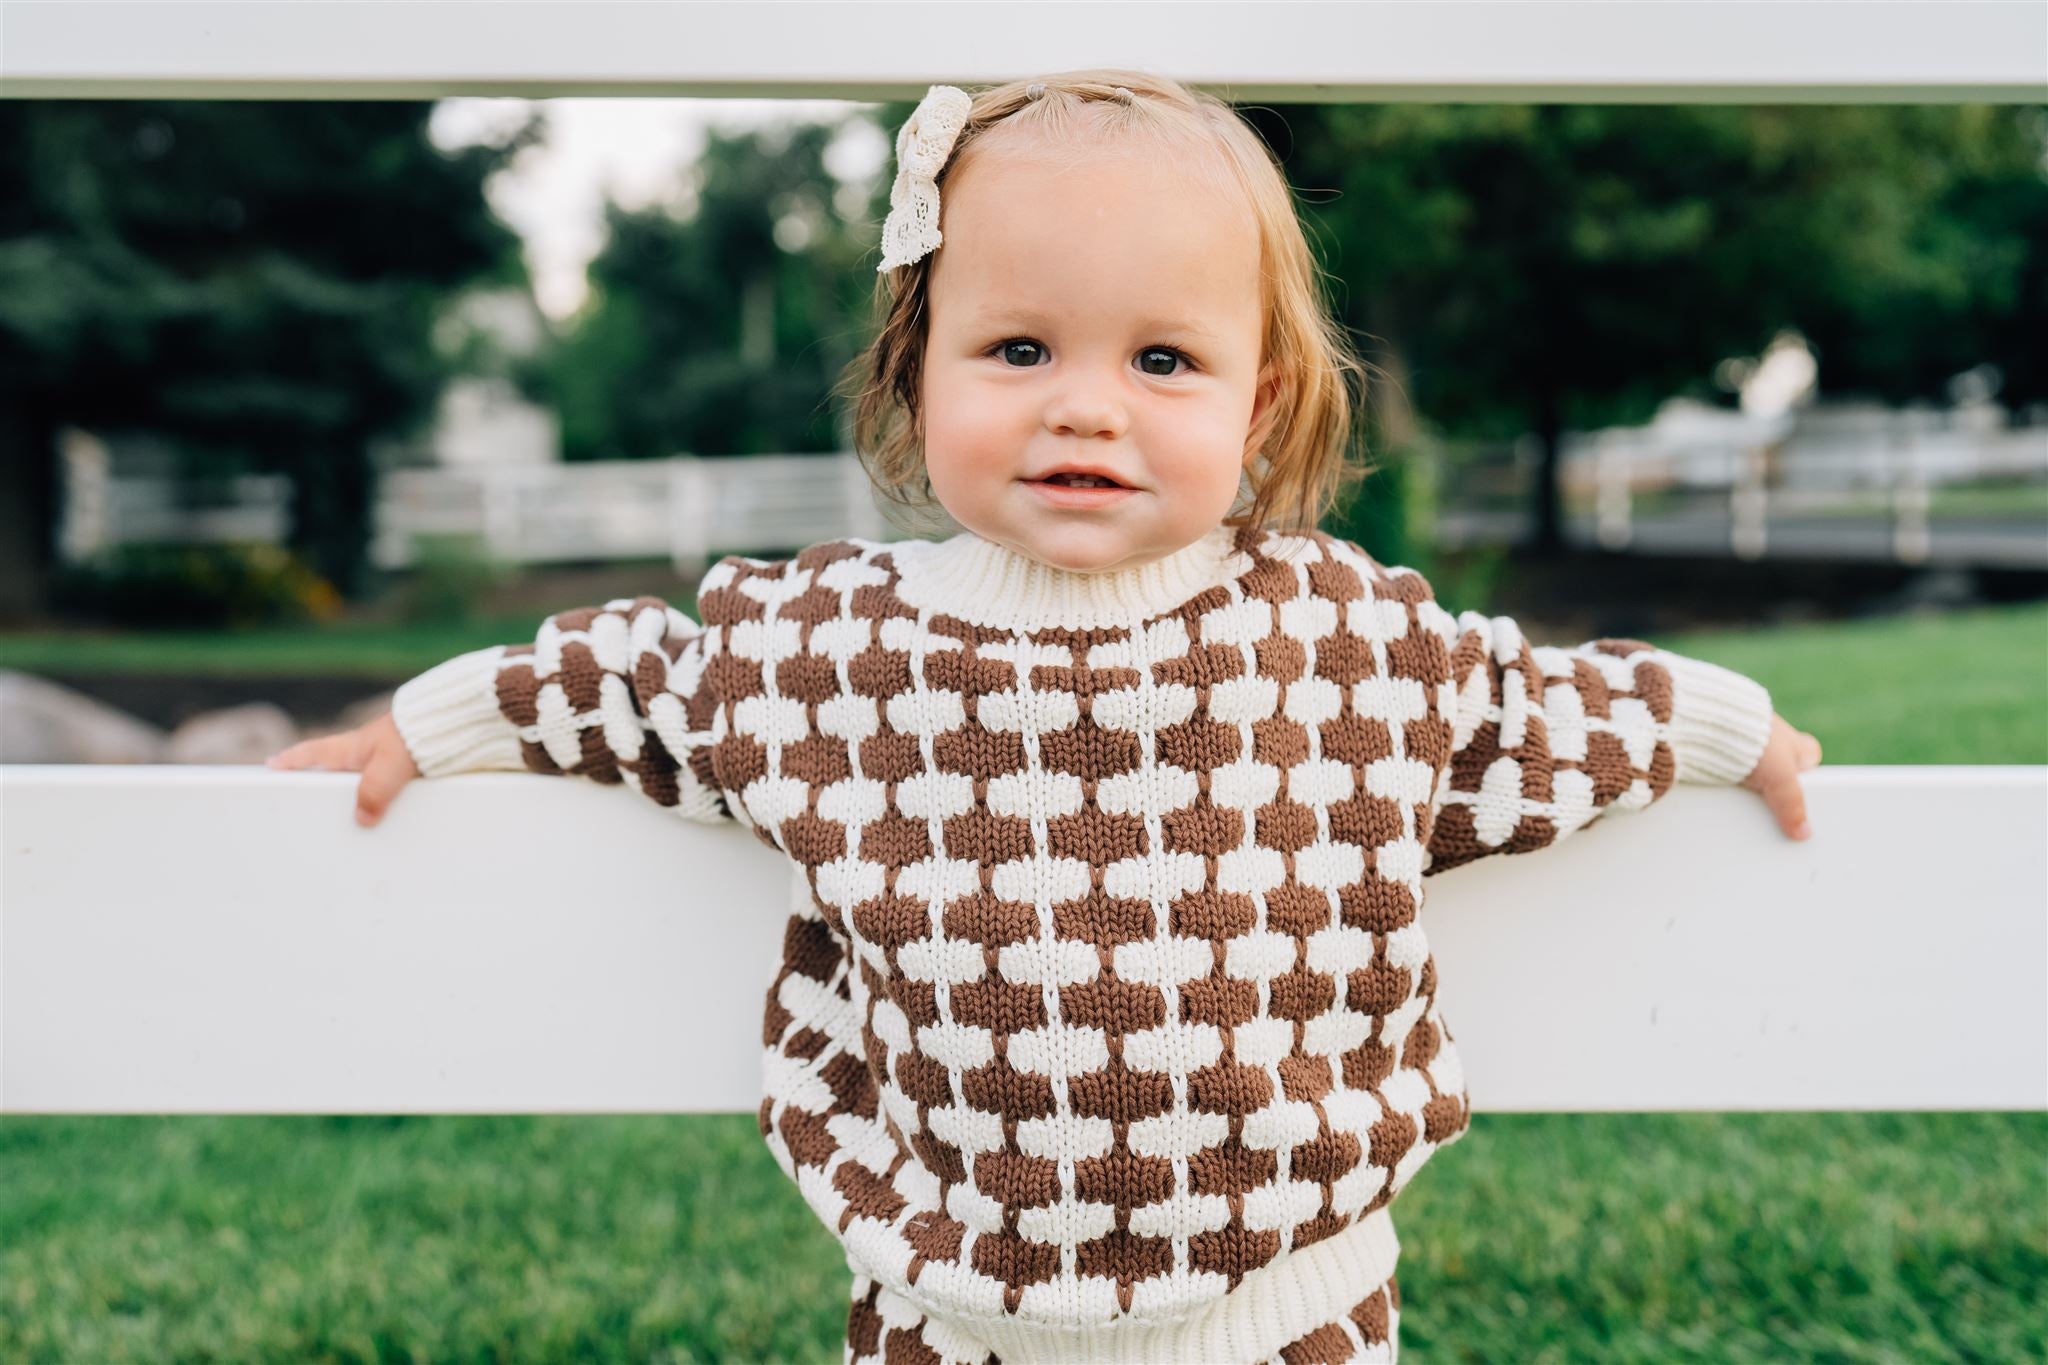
[1020,531,1151,574]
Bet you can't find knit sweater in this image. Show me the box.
[390,523,1775,1362]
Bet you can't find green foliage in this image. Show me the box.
[0,101,538,599]
[1327,448,1429,570]
[1266,103,2048,435]
[540,121,873,464]
[389,534,515,626]
[1323,438,1512,614]
[44,542,342,630]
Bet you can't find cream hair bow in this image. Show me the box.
[876,84,975,272]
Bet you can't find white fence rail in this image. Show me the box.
[4,764,2042,1115]
[1434,414,2048,567]
[5,2,2044,1131]
[369,454,895,574]
[58,423,2048,574]
[3,2,2042,103]
[57,450,902,575]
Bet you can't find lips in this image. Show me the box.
[1029,465,1134,490]
[1025,466,1138,509]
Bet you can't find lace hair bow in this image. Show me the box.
[876,82,1133,272]
[876,84,975,272]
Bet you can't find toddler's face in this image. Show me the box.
[920,140,1277,573]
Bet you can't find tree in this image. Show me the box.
[538,119,875,463]
[0,99,533,618]
[1254,103,2048,554]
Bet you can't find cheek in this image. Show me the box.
[922,370,1022,489]
[1147,397,1253,487]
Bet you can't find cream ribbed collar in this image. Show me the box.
[888,524,1245,631]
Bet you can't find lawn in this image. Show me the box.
[0,613,590,679]
[1657,600,2048,766]
[3,599,2044,1364]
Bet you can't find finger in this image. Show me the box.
[1800,733,1823,769]
[1762,774,1811,840]
[354,742,415,828]
[267,737,334,770]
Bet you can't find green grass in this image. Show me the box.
[0,1115,846,1365]
[0,614,591,679]
[1658,600,2048,765]
[3,1113,2039,1364]
[3,598,2044,1363]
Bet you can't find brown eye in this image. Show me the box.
[1138,347,1190,377]
[996,339,1044,367]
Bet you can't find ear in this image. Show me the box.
[1243,359,1283,466]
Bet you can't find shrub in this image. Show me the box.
[390,533,515,625]
[48,541,343,629]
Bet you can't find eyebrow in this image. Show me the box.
[972,308,1219,342]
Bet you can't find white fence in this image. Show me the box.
[5,0,2044,1128]
[4,764,2042,1115]
[369,454,896,574]
[56,416,2048,575]
[1434,409,2048,567]
[58,443,900,576]
[4,2,2041,102]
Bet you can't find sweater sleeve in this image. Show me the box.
[1419,607,1774,876]
[388,595,733,824]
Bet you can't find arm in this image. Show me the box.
[389,595,733,824]
[1417,604,1774,875]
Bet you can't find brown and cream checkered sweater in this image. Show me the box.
[391,523,1773,1361]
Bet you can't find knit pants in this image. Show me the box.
[843,1268,1401,1365]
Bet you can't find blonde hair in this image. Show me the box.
[836,68,1376,538]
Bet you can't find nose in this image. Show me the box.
[1042,362,1129,441]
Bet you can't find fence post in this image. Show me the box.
[1892,422,1932,564]
[55,426,111,564]
[481,469,520,564]
[668,455,712,580]
[1595,435,1633,550]
[1731,442,1769,559]
[841,451,886,542]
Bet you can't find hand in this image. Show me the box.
[1740,713,1823,840]
[264,710,421,828]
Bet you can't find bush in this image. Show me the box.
[390,533,515,625]
[48,541,343,629]
[1324,438,1510,615]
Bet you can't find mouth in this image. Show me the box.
[1035,471,1129,489]
[1024,467,1139,507]
[1024,472,1138,509]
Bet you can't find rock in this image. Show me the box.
[0,670,168,764]
[334,689,399,733]
[163,702,302,765]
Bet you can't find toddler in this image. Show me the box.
[270,69,1822,1364]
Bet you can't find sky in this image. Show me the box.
[427,97,891,323]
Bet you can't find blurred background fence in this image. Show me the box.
[54,398,2048,577]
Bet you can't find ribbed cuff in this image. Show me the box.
[388,644,525,779]
[922,1207,1400,1365]
[1655,651,1775,786]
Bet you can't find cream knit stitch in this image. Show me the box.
[392,524,1774,1363]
